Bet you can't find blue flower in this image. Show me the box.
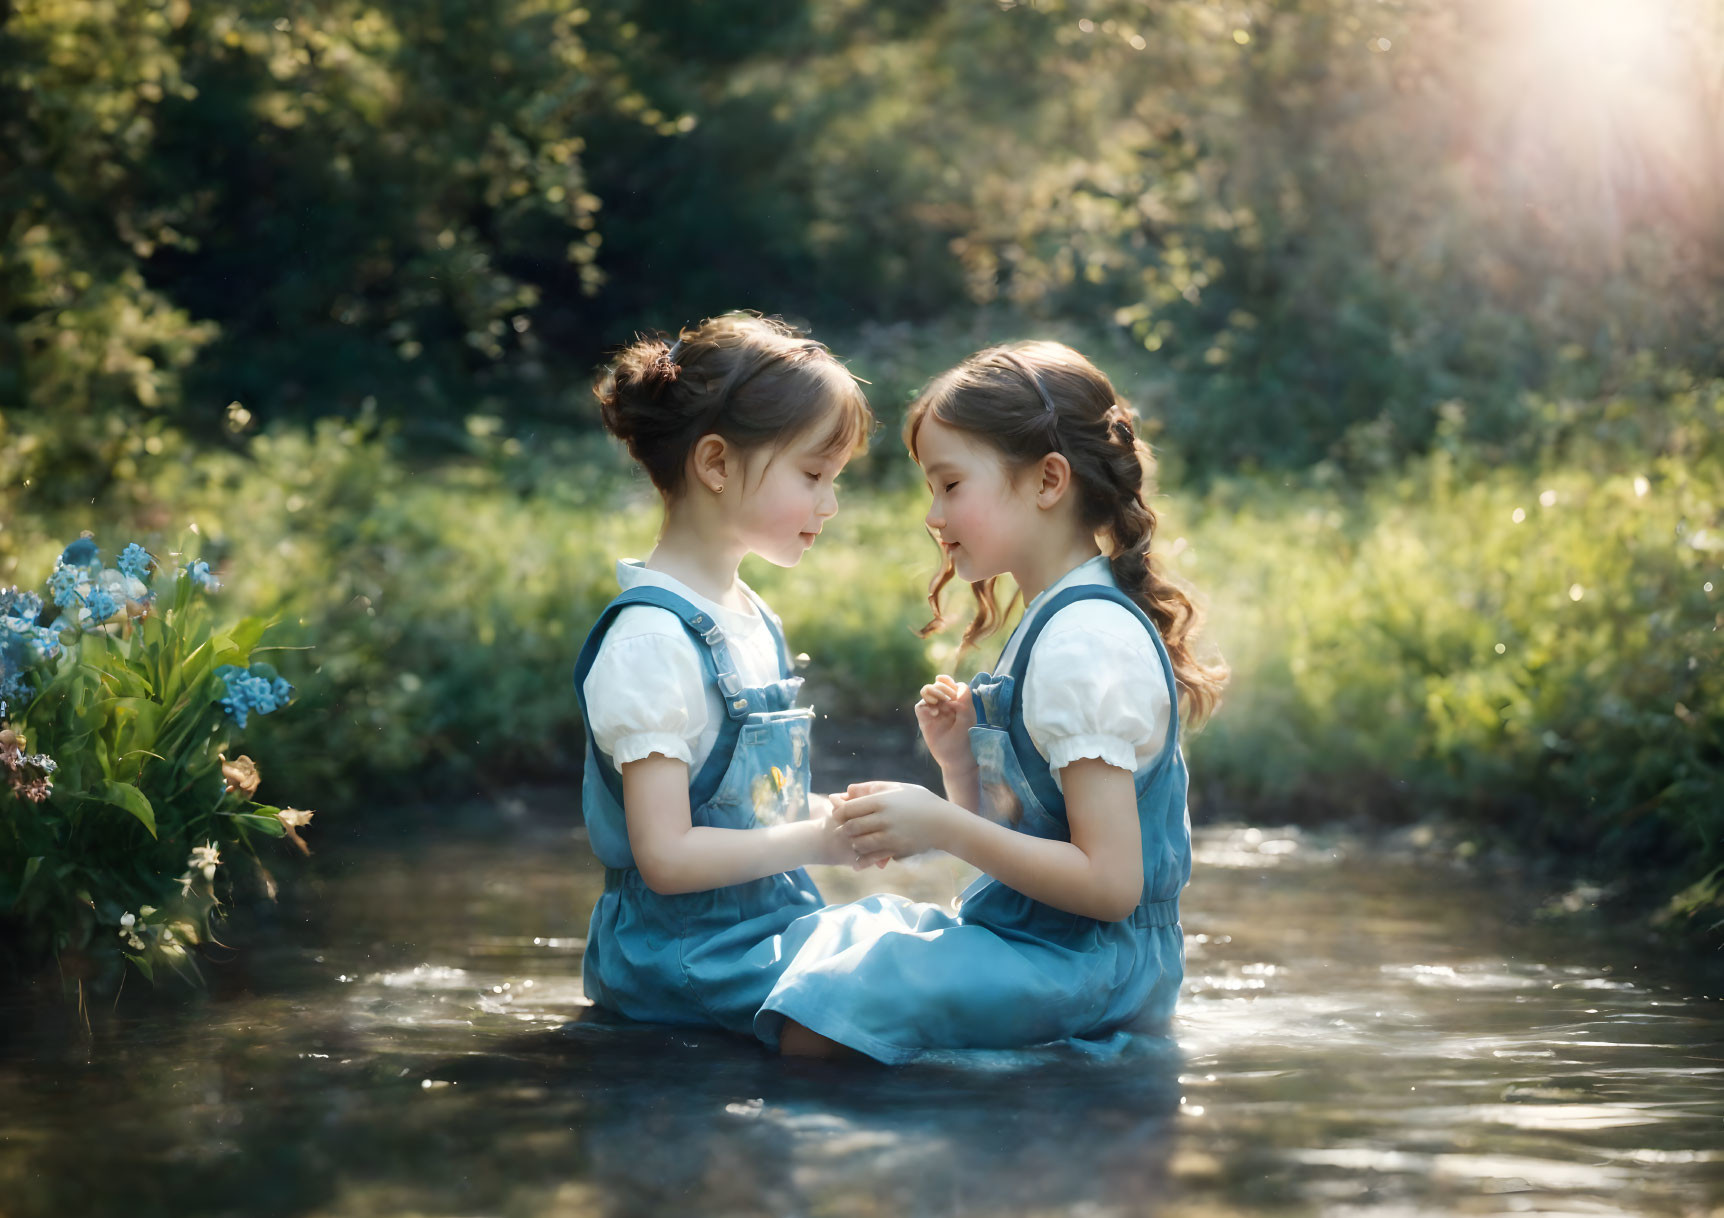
[59,538,100,570]
[183,560,220,591]
[215,664,293,729]
[29,624,61,662]
[80,586,122,626]
[0,583,60,706]
[1,617,58,665]
[117,543,154,582]
[0,587,43,624]
[0,638,31,707]
[48,564,87,609]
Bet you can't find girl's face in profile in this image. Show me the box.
[915,415,1039,584]
[733,423,848,568]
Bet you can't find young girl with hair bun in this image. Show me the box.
[758,340,1227,1062]
[573,312,873,1032]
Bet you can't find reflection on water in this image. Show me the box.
[1,819,1721,1217]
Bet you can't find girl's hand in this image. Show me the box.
[831,782,958,860]
[826,789,894,869]
[809,803,864,866]
[914,674,976,773]
[806,793,889,869]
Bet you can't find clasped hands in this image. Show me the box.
[819,673,977,871]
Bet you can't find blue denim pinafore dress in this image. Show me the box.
[573,585,824,1033]
[755,582,1189,1063]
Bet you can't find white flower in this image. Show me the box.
[177,871,197,897]
[277,807,314,855]
[97,567,148,604]
[117,911,145,951]
[188,842,222,881]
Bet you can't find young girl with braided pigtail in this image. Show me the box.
[757,340,1227,1062]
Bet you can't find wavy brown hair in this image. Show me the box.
[905,341,1227,725]
[594,312,872,496]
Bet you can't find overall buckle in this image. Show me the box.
[688,613,725,646]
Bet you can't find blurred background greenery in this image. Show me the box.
[2,0,1720,932]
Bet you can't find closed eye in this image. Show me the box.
[944,481,959,493]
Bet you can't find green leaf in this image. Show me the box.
[172,568,194,615]
[227,616,270,656]
[17,857,44,902]
[111,695,164,739]
[226,811,286,838]
[97,780,157,838]
[165,636,216,710]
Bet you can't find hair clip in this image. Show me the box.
[667,337,686,362]
[1029,372,1058,416]
[999,351,1058,416]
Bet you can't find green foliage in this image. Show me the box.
[1184,376,1724,917]
[2,0,616,505]
[7,373,1719,933]
[6,0,1720,499]
[0,547,312,991]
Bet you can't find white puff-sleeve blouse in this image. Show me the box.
[1020,599,1173,793]
[581,563,782,773]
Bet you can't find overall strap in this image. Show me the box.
[572,587,754,810]
[999,583,1182,813]
[738,584,795,679]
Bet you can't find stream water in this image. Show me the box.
[2,803,1720,1217]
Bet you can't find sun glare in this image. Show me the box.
[1476,0,1717,244]
[1516,0,1676,85]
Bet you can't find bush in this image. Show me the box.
[0,536,315,993]
[1183,377,1724,922]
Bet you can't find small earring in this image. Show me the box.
[714,483,724,494]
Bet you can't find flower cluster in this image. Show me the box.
[0,586,61,708]
[3,539,223,716]
[47,536,157,629]
[122,839,227,959]
[0,725,57,804]
[214,665,293,729]
[116,904,189,959]
[116,543,153,581]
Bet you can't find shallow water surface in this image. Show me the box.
[1,818,1720,1217]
